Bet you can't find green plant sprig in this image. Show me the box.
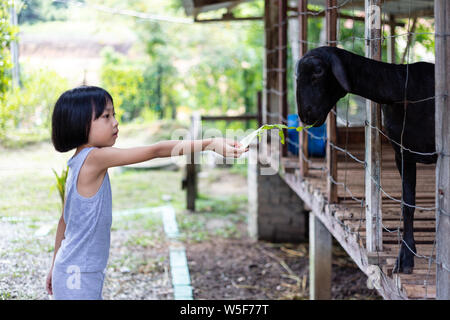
[52,166,69,206]
[257,123,314,145]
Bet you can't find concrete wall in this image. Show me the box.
[247,142,308,242]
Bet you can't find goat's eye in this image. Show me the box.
[312,67,324,79]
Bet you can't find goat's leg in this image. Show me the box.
[393,155,417,274]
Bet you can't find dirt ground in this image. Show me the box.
[186,230,381,300]
[0,160,381,300]
[184,166,382,300]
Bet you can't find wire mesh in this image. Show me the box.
[262,0,449,300]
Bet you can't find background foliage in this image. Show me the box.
[0,0,437,147]
[0,0,17,140]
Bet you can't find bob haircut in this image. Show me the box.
[51,86,114,152]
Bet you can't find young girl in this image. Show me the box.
[45,85,246,300]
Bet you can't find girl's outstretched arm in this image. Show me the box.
[88,138,246,171]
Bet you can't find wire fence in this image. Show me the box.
[33,0,449,299]
[263,0,449,299]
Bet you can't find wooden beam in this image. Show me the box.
[387,14,396,63]
[257,91,263,127]
[264,0,279,126]
[326,0,338,204]
[309,212,332,300]
[186,112,201,211]
[298,0,309,177]
[263,0,270,125]
[281,172,408,299]
[194,16,262,22]
[364,0,383,252]
[394,9,434,19]
[193,0,234,6]
[289,8,405,27]
[278,0,288,156]
[401,17,418,64]
[435,0,450,300]
[201,114,257,121]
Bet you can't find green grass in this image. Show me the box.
[229,162,248,178]
[0,170,63,219]
[111,169,185,212]
[125,234,158,248]
[108,252,167,274]
[196,193,247,216]
[0,130,51,149]
[0,292,12,300]
[177,193,247,243]
[1,120,249,252]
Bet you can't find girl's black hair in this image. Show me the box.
[51,86,114,152]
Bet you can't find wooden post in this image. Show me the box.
[364,0,383,252]
[278,0,288,156]
[9,0,20,88]
[435,0,450,300]
[257,91,263,127]
[388,15,396,63]
[264,0,279,126]
[298,0,309,177]
[263,0,270,125]
[326,0,338,203]
[186,112,201,211]
[309,212,331,300]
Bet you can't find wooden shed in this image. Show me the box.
[181,0,450,300]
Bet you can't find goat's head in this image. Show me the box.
[295,47,351,127]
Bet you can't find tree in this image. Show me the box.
[17,0,69,25]
[0,0,18,140]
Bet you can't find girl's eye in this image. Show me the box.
[104,114,109,118]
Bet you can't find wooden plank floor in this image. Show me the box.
[280,142,437,300]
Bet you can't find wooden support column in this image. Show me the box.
[257,91,263,127]
[186,112,201,211]
[278,0,288,156]
[264,0,279,126]
[364,0,383,252]
[326,0,338,203]
[309,212,331,300]
[435,0,450,300]
[298,0,309,177]
[263,0,269,125]
[388,15,396,63]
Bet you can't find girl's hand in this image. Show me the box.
[206,138,248,158]
[46,268,53,295]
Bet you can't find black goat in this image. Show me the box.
[295,46,436,274]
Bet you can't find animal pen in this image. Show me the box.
[182,0,450,300]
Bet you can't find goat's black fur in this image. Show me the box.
[295,46,436,274]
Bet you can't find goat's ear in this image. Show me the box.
[330,54,351,92]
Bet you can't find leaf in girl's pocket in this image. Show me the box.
[52,166,69,206]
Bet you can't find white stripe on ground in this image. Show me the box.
[159,205,193,300]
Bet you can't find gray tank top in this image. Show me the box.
[54,147,112,272]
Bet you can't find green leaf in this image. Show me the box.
[52,166,69,206]
[256,123,315,144]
